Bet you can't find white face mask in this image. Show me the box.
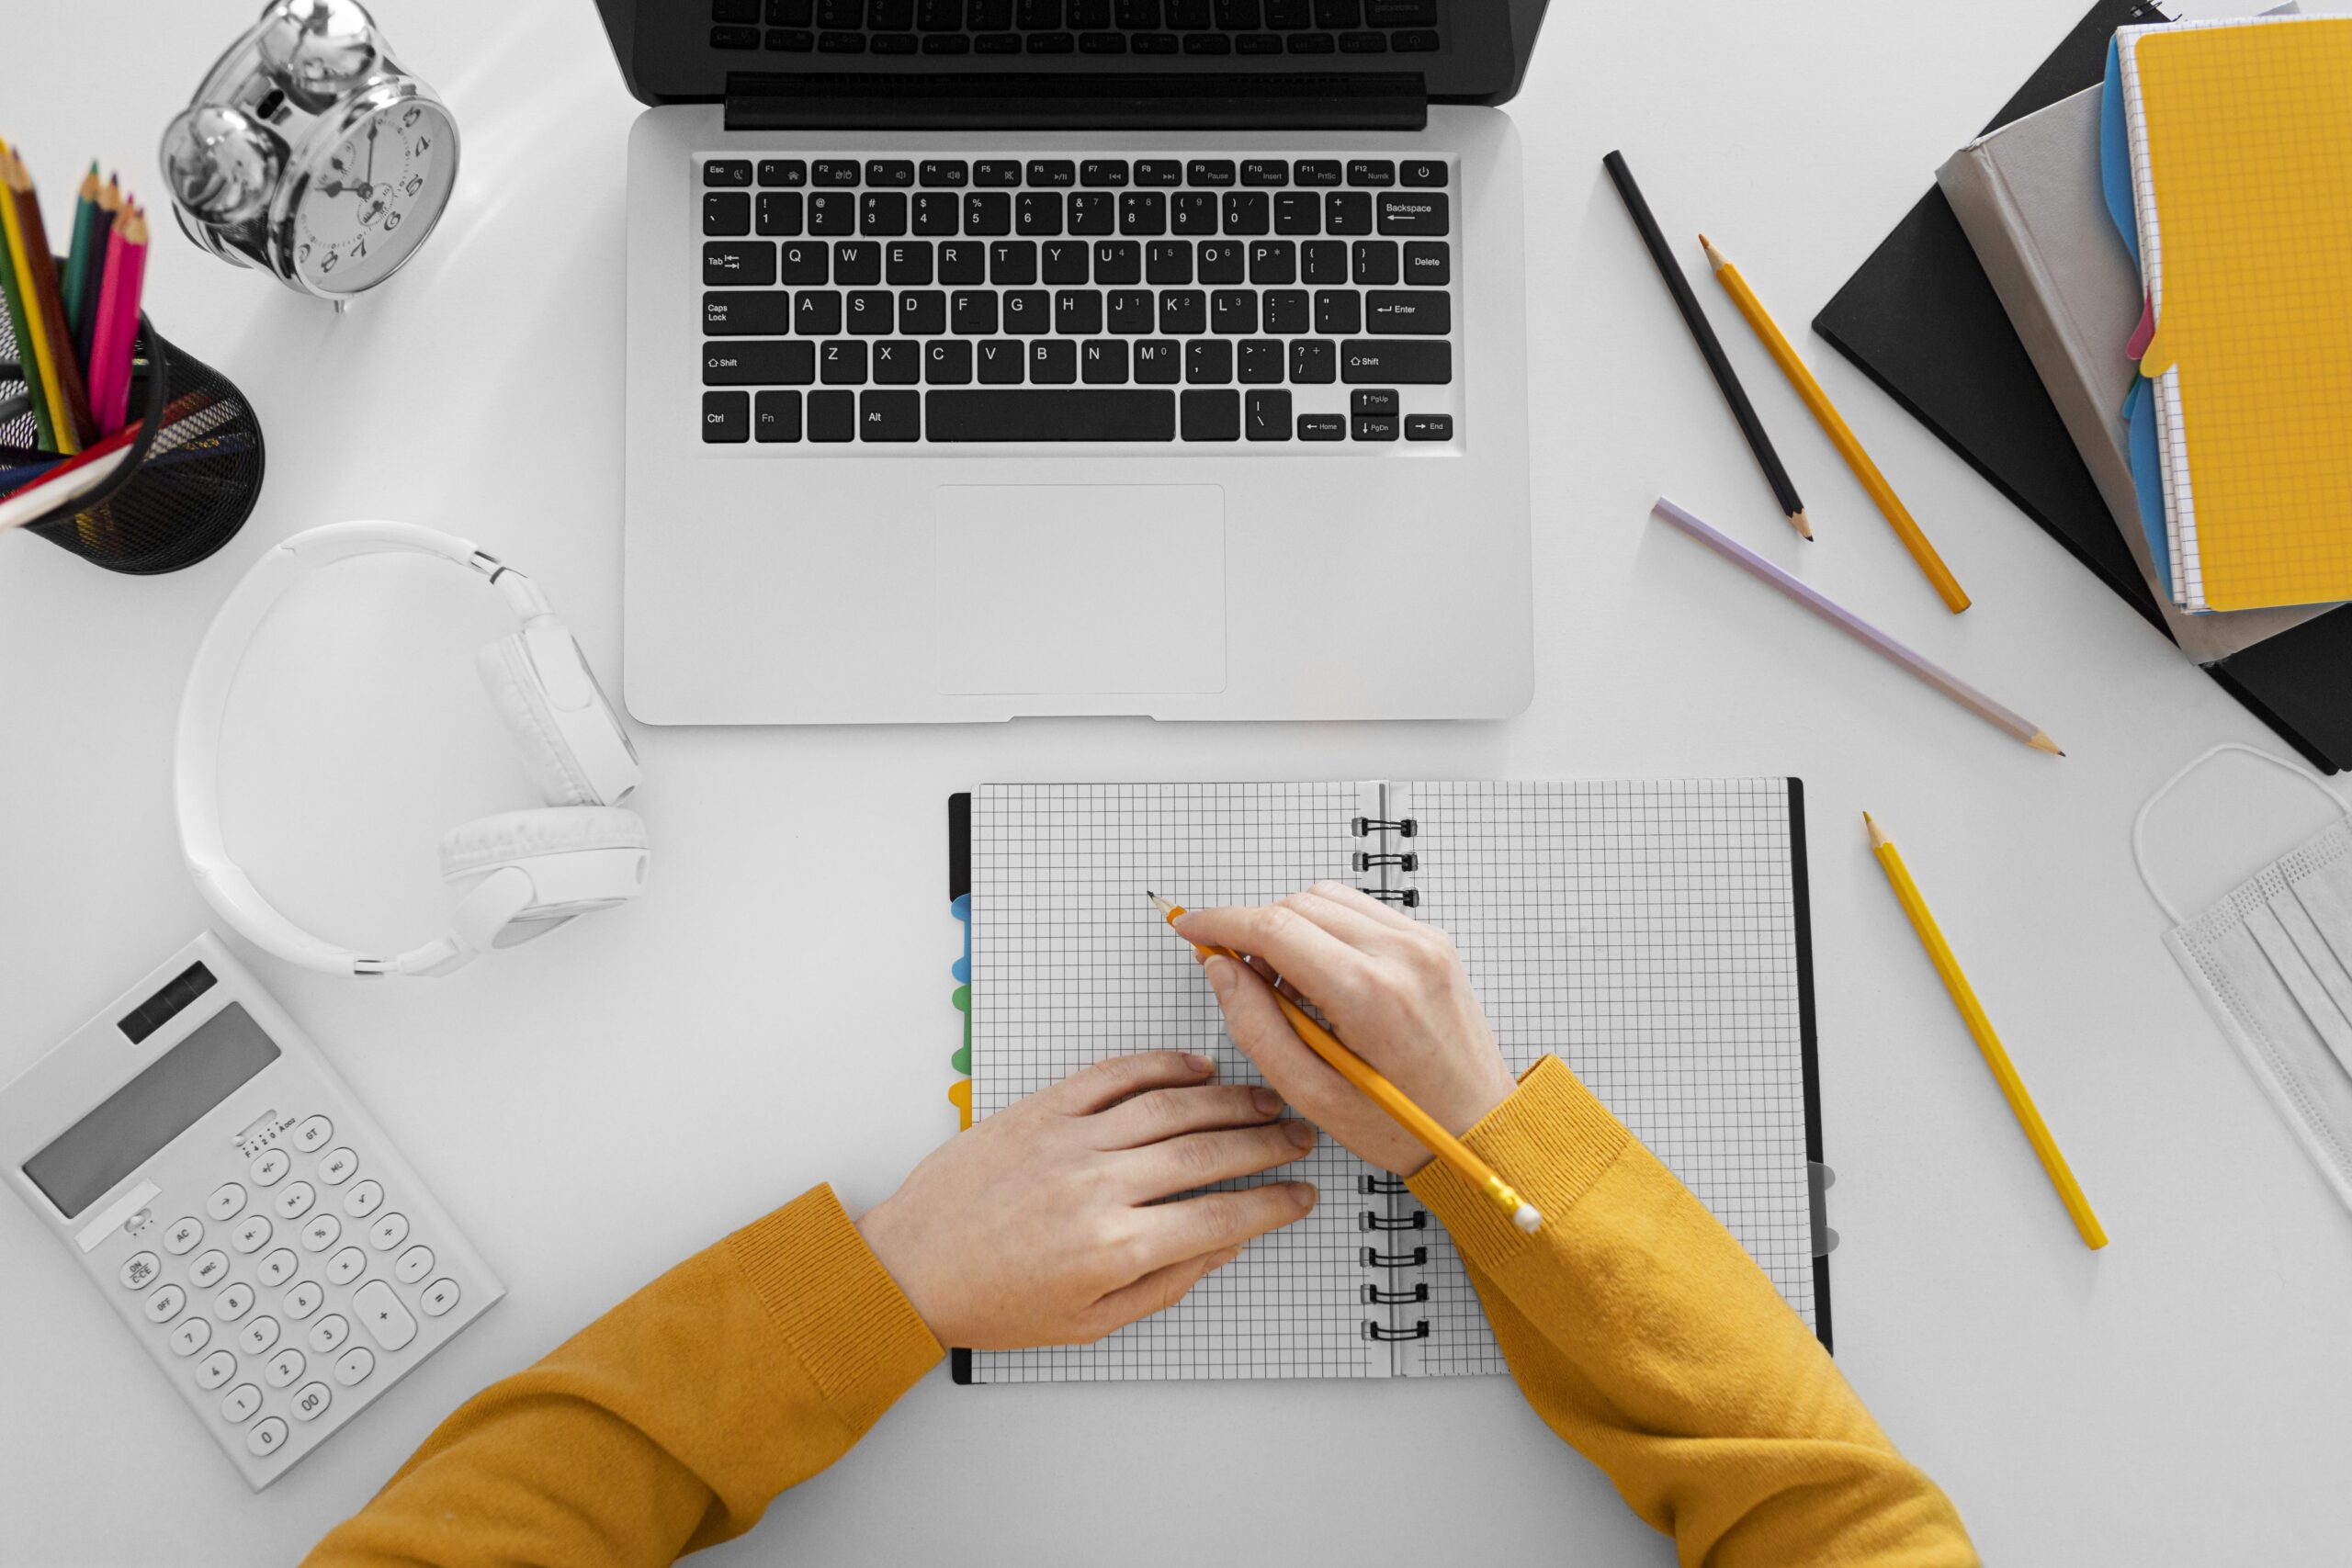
[2137,744,2352,1214]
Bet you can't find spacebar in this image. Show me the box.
[925,389,1176,442]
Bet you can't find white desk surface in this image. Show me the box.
[7,1,2351,1562]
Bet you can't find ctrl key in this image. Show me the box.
[702,391,750,444]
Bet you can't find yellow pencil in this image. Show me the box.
[1703,235,1969,615]
[1149,892,1541,1235]
[1865,815,2106,1248]
[0,141,75,455]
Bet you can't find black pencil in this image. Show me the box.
[1602,150,1810,539]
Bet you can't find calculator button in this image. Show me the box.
[333,1346,377,1386]
[326,1247,367,1286]
[220,1383,262,1424]
[343,1180,384,1219]
[211,1281,254,1322]
[238,1315,281,1355]
[394,1245,435,1284]
[316,1148,358,1186]
[162,1216,204,1255]
[197,1349,238,1390]
[419,1278,462,1319]
[283,1280,324,1321]
[169,1317,213,1357]
[292,1382,333,1422]
[300,1213,342,1252]
[188,1249,230,1290]
[368,1212,409,1251]
[266,1347,307,1388]
[354,1280,419,1349]
[250,1150,290,1187]
[207,1181,248,1220]
[230,1215,272,1253]
[273,1182,316,1220]
[144,1282,187,1323]
[291,1115,334,1153]
[120,1252,161,1290]
[256,1248,299,1288]
[246,1416,288,1457]
[309,1314,351,1354]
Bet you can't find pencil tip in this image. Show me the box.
[1862,813,1890,849]
[2028,730,2065,756]
[1789,509,1814,540]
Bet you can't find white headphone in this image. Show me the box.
[175,521,649,977]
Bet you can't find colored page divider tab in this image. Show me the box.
[950,893,971,1127]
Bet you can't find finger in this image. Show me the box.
[1306,879,1424,934]
[1128,1179,1318,1273]
[1090,1082,1284,1149]
[1279,886,1417,955]
[1035,1051,1213,1116]
[1207,953,1362,1122]
[1082,1242,1245,1340]
[1120,1121,1316,1200]
[1173,900,1383,1009]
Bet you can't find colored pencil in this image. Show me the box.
[1702,236,1971,614]
[62,164,103,349]
[1653,497,2063,754]
[1604,151,1810,540]
[79,175,119,368]
[86,204,147,435]
[1149,891,1544,1235]
[1865,814,2106,1249]
[0,143,58,451]
[6,150,97,448]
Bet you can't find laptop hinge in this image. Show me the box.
[722,73,1427,131]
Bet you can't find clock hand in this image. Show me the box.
[365,122,378,188]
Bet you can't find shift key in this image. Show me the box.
[1340,340,1451,384]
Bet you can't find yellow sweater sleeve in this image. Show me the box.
[303,1184,942,1568]
[1408,1056,1977,1568]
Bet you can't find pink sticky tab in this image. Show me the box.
[2126,293,2156,361]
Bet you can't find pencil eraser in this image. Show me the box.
[1513,1204,1542,1235]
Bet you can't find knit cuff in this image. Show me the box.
[727,1185,944,1437]
[1406,1055,1631,1268]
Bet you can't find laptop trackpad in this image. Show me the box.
[933,484,1226,695]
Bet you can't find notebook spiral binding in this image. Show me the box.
[1351,799,1430,1348]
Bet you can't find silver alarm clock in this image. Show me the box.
[161,0,458,305]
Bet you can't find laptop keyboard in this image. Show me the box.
[705,0,1442,59]
[698,154,1458,446]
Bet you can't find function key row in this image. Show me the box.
[706,156,1444,190]
[706,188,1448,241]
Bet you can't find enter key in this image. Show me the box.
[1364,291,1452,335]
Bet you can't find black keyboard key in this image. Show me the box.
[1119,191,1168,235]
[1262,288,1309,333]
[1168,0,1211,26]
[1219,0,1261,28]
[1403,240,1449,286]
[818,27,866,48]
[922,23,969,44]
[705,191,752,235]
[1351,240,1398,285]
[1082,339,1129,383]
[899,289,948,333]
[1016,191,1063,237]
[1054,289,1104,333]
[1297,412,1344,440]
[757,191,804,236]
[1399,157,1445,187]
[754,389,802,442]
[759,159,808,186]
[705,159,753,186]
[1026,30,1076,50]
[1314,288,1361,334]
[975,31,1022,50]
[821,340,867,381]
[705,290,795,335]
[768,0,812,23]
[1128,28,1174,48]
[797,289,843,334]
[1029,340,1078,384]
[989,240,1037,284]
[1107,289,1155,333]
[1146,241,1193,284]
[835,241,882,284]
[977,339,1023,381]
[1376,190,1448,236]
[1080,160,1131,187]
[1222,191,1271,235]
[1091,240,1142,284]
[1027,160,1078,187]
[1159,290,1207,334]
[1135,340,1182,383]
[818,0,863,23]
[1116,0,1159,22]
[873,339,922,384]
[704,242,775,286]
[1353,413,1398,440]
[1249,240,1296,285]
[1237,31,1281,52]
[1273,191,1321,235]
[972,0,1013,24]
[1367,0,1434,21]
[1236,338,1284,382]
[1392,27,1436,49]
[920,159,969,187]
[1240,159,1288,187]
[1182,389,1239,440]
[808,190,856,234]
[1002,288,1050,334]
[938,240,986,284]
[1294,159,1343,186]
[917,0,961,20]
[704,389,750,441]
[1326,192,1373,234]
[866,160,915,187]
[704,339,815,385]
[952,291,998,333]
[1210,289,1258,333]
[1340,339,1450,382]
[812,160,861,186]
[911,191,961,235]
[861,192,908,236]
[1338,30,1385,51]
[1302,240,1347,284]
[1172,192,1218,234]
[926,341,973,383]
[1080,30,1127,51]
[861,389,921,439]
[1365,289,1449,334]
[1068,192,1116,235]
[1040,241,1090,283]
[1182,33,1231,51]
[1291,338,1336,382]
[1351,388,1398,414]
[766,26,817,47]
[872,28,919,49]
[929,389,1174,440]
[717,0,762,22]
[776,241,828,284]
[887,241,934,285]
[1246,388,1292,440]
[964,191,1012,235]
[1197,240,1246,284]
[974,160,1023,186]
[1185,340,1231,384]
[1135,160,1183,187]
[1405,412,1452,440]
[1287,31,1335,51]
[1313,0,1358,23]
[808,389,855,441]
[1017,0,1061,24]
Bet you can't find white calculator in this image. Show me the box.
[0,933,503,1489]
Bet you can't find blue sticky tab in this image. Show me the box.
[2101,37,2141,270]
[950,892,970,984]
[2127,379,2176,603]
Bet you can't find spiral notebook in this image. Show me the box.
[947,780,1830,1384]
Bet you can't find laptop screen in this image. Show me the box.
[600,0,1546,108]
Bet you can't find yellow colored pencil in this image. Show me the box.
[1703,235,1969,615]
[1865,814,2106,1248]
[1149,892,1541,1235]
[0,142,77,455]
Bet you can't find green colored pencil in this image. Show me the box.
[61,164,102,355]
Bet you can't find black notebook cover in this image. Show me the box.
[1812,1,2352,773]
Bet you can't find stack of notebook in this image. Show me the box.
[1817,1,2352,772]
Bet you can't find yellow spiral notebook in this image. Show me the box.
[2121,15,2352,613]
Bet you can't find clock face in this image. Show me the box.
[290,97,456,295]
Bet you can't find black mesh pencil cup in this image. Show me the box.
[1,296,265,575]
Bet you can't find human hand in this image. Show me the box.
[1175,884,1517,1177]
[854,1053,1318,1350]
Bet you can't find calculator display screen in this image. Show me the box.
[23,1004,279,1218]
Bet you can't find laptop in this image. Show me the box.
[597,0,1546,723]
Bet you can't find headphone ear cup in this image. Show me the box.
[476,635,600,807]
[437,807,650,951]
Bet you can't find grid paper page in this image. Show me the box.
[1399,780,1816,1377]
[967,783,1390,1382]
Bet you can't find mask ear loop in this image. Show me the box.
[2132,743,2346,925]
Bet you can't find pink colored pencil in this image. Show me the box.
[85,204,147,434]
